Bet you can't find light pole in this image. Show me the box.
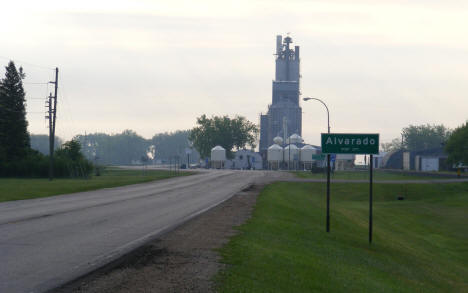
[303,96,331,232]
[303,97,330,134]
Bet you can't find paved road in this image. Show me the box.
[0,170,271,293]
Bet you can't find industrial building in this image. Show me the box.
[259,35,302,164]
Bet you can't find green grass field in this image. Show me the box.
[293,170,447,180]
[0,168,190,202]
[216,182,468,292]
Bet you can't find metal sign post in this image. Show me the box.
[321,133,379,243]
[326,153,331,232]
[369,154,373,243]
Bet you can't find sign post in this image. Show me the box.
[369,154,373,243]
[321,133,379,243]
[326,153,331,232]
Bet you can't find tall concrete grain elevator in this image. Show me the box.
[259,35,302,161]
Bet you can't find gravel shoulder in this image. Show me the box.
[51,183,265,293]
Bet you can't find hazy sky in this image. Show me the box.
[1,0,467,146]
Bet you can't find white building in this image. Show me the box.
[224,149,262,170]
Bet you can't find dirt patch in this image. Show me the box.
[52,184,265,293]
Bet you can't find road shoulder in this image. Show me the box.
[52,183,263,293]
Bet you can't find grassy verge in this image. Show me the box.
[216,182,468,292]
[0,168,191,202]
[293,170,446,180]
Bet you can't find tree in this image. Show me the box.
[30,134,63,155]
[445,121,468,165]
[402,124,451,151]
[54,139,93,178]
[0,61,29,161]
[75,130,151,165]
[56,139,83,161]
[381,138,402,152]
[189,114,258,158]
[152,130,199,163]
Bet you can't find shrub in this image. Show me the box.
[0,139,94,178]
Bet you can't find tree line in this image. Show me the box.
[33,130,202,166]
[381,123,468,166]
[34,113,259,166]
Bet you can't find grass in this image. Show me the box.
[293,170,447,180]
[0,168,191,202]
[216,182,468,292]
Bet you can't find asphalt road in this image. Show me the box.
[0,170,267,293]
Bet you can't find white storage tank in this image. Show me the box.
[335,154,356,171]
[284,144,299,169]
[267,144,283,170]
[273,136,283,145]
[211,145,226,169]
[268,144,283,161]
[300,145,317,170]
[300,145,316,163]
[284,144,299,160]
[289,133,303,144]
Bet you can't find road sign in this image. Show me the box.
[321,133,379,154]
[319,133,379,244]
[312,154,325,160]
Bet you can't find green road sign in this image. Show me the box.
[312,154,326,160]
[321,133,379,154]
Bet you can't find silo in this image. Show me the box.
[289,133,303,144]
[267,144,283,170]
[300,145,316,170]
[284,144,299,170]
[211,145,226,169]
[273,136,283,145]
[276,35,282,56]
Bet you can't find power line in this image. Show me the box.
[0,55,55,71]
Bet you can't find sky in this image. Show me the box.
[1,0,467,146]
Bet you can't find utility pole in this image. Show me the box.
[47,67,59,180]
[47,93,53,180]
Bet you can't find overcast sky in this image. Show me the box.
[1,0,467,146]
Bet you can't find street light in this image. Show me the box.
[303,97,330,134]
[303,96,332,232]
